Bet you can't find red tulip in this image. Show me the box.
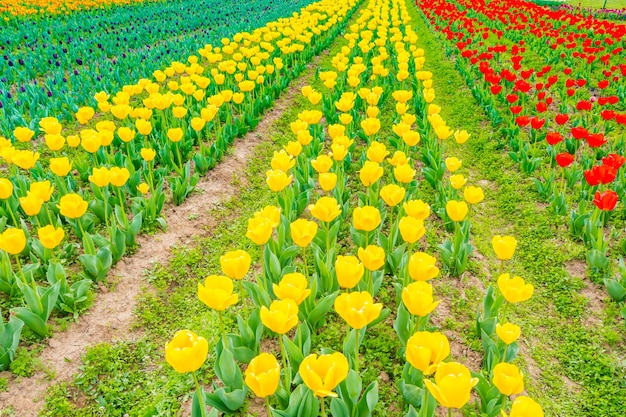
[515,116,530,127]
[602,154,626,170]
[586,133,607,148]
[506,94,518,103]
[530,117,545,130]
[536,102,547,113]
[598,80,609,89]
[510,105,523,115]
[576,101,592,111]
[585,165,617,186]
[546,132,563,145]
[601,110,616,120]
[555,153,575,168]
[555,114,569,125]
[571,126,588,140]
[593,190,618,211]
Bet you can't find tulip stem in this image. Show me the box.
[354,328,359,373]
[320,397,327,417]
[192,372,208,417]
[302,247,309,282]
[77,218,87,241]
[265,397,272,417]
[448,408,452,417]
[499,259,504,277]
[278,336,290,389]
[503,344,509,363]
[14,255,28,283]
[238,279,248,318]
[218,311,227,349]
[6,202,19,228]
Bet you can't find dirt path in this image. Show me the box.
[0,59,318,417]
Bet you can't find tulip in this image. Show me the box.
[464,186,484,204]
[19,192,43,217]
[290,219,318,248]
[398,216,425,244]
[409,252,439,281]
[309,197,341,223]
[13,126,34,142]
[254,205,281,228]
[504,396,544,417]
[334,291,382,330]
[361,117,381,136]
[445,157,462,172]
[266,169,292,192]
[0,228,27,255]
[497,274,534,303]
[89,167,111,188]
[387,151,409,167]
[137,183,150,195]
[496,323,521,345]
[366,142,389,163]
[446,200,468,222]
[58,194,88,219]
[49,157,72,177]
[424,362,478,409]
[198,275,238,311]
[454,130,470,144]
[271,151,295,172]
[379,184,406,207]
[319,173,338,192]
[0,178,13,200]
[44,134,65,151]
[335,255,364,289]
[593,190,618,211]
[403,200,430,220]
[406,331,450,374]
[449,174,467,190]
[284,141,302,157]
[352,206,381,232]
[37,225,64,250]
[299,353,349,398]
[273,273,311,305]
[260,299,299,335]
[246,216,273,245]
[311,155,333,173]
[359,161,384,187]
[165,329,208,374]
[393,163,416,183]
[245,352,280,398]
[12,150,40,170]
[492,363,524,396]
[109,167,130,187]
[402,281,441,317]
[220,249,251,280]
[492,235,517,260]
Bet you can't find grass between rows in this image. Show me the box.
[408,3,626,417]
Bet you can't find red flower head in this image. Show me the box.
[566,89,576,97]
[491,85,502,95]
[555,114,569,125]
[586,133,607,148]
[576,101,593,111]
[515,116,530,127]
[602,154,626,170]
[598,80,610,89]
[506,94,519,104]
[601,110,615,120]
[576,79,587,88]
[510,105,523,115]
[571,126,589,140]
[536,102,547,113]
[531,117,545,130]
[585,165,617,186]
[593,190,618,211]
[546,132,563,145]
[556,153,575,168]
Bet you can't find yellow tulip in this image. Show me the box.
[379,184,406,207]
[273,273,311,305]
[271,151,295,172]
[492,235,517,260]
[405,331,450,374]
[392,90,412,103]
[359,161,383,187]
[220,249,252,280]
[360,117,381,136]
[245,352,281,398]
[454,130,470,144]
[260,299,299,334]
[492,363,524,396]
[89,167,111,188]
[311,155,333,173]
[137,183,150,194]
[80,130,101,153]
[57,194,88,219]
[393,163,416,184]
[290,219,318,248]
[191,117,206,132]
[319,173,338,192]
[506,396,544,417]
[109,167,130,187]
[37,225,65,250]
[0,178,13,199]
[449,174,467,190]
[44,134,65,151]
[387,151,409,167]
[141,148,157,162]
[265,169,292,192]
[12,150,40,170]
[402,281,441,317]
[334,291,382,329]
[328,124,345,140]
[446,200,468,222]
[409,252,439,281]
[496,323,521,345]
[402,131,421,147]
[167,128,184,143]
[398,216,425,244]
[165,330,208,373]
[299,353,349,398]
[117,127,136,143]
[366,142,389,163]
[136,119,153,136]
[403,200,430,220]
[424,362,478,409]
[445,157,462,173]
[352,206,381,232]
[49,157,72,177]
[434,125,453,140]
[198,275,239,311]
[339,113,353,125]
[13,126,35,142]
[0,228,27,255]
[497,274,534,303]
[357,245,385,271]
[309,197,341,223]
[246,216,273,245]
[75,107,95,124]
[254,205,281,228]
[335,255,364,289]
[330,144,348,161]
[19,193,43,217]
[464,186,484,204]
[284,141,302,157]
[29,181,54,202]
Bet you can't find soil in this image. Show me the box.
[0,57,321,417]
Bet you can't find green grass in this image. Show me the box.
[569,0,626,9]
[408,3,626,417]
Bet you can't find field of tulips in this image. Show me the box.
[417,0,626,319]
[1,0,624,416]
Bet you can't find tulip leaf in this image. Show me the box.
[282,335,304,370]
[356,381,378,417]
[12,307,49,338]
[366,307,390,329]
[394,303,411,346]
[242,282,271,309]
[0,315,24,371]
[398,380,421,407]
[305,291,338,331]
[330,398,350,417]
[604,278,626,302]
[215,347,243,389]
